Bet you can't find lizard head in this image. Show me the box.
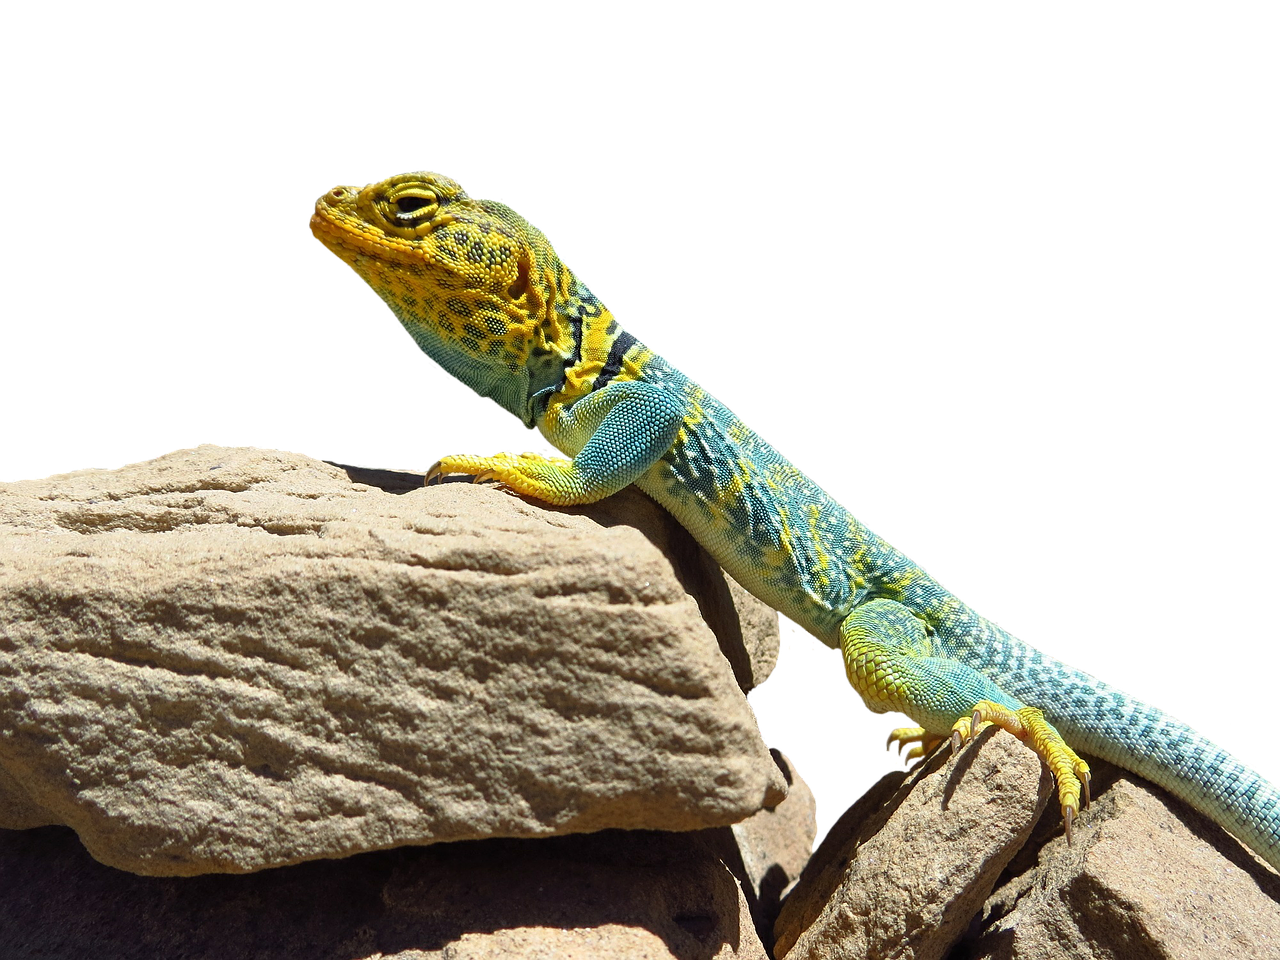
[311,172,570,423]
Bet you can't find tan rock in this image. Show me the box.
[961,761,1280,960]
[702,750,818,947]
[773,729,1052,960]
[0,822,769,959]
[774,742,1280,960]
[0,446,784,876]
[735,750,816,889]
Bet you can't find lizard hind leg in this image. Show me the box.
[839,598,1004,732]
[839,599,1089,838]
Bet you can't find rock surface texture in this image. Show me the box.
[775,741,1280,960]
[0,823,780,959]
[0,446,783,876]
[774,729,1052,960]
[3,446,1278,960]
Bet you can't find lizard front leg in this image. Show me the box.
[840,598,1091,839]
[427,380,686,506]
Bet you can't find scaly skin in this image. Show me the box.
[312,172,1280,872]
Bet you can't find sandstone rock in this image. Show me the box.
[774,737,1280,960]
[958,761,1280,960]
[774,729,1052,960]
[735,750,815,882]
[0,446,784,876]
[0,748,814,960]
[0,823,769,959]
[701,749,817,947]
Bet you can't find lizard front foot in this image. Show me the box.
[425,453,578,503]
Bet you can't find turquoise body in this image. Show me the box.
[314,173,1280,874]
[544,310,1280,873]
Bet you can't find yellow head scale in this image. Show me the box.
[311,172,571,422]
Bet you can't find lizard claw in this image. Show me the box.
[959,700,1091,841]
[885,726,943,762]
[885,727,947,768]
[423,459,501,488]
[947,710,990,754]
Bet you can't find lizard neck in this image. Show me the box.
[530,276,649,425]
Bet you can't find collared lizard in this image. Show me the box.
[311,171,1280,873]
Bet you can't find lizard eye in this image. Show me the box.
[386,188,440,224]
[396,196,434,215]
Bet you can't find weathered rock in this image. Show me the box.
[0,446,784,876]
[775,739,1280,960]
[734,750,816,897]
[0,823,769,959]
[701,749,817,948]
[958,761,1280,960]
[0,745,812,960]
[774,729,1052,960]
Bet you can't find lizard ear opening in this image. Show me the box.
[508,254,532,301]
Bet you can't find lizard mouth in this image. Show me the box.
[310,193,427,267]
[311,184,458,268]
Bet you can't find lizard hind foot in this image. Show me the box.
[954,700,1091,841]
[886,726,945,762]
